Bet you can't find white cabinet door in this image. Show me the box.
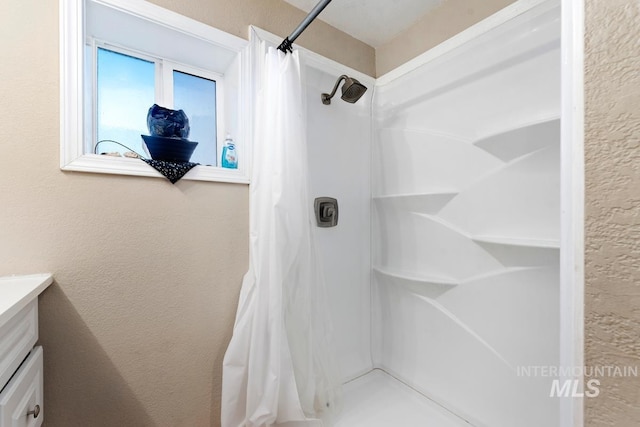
[0,346,43,427]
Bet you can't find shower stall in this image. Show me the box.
[244,0,570,425]
[368,1,560,425]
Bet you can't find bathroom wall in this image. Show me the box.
[372,2,561,426]
[0,1,374,426]
[585,0,640,425]
[375,0,516,76]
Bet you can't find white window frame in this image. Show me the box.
[60,0,251,183]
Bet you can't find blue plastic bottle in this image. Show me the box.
[221,134,238,169]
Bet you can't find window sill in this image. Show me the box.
[61,154,249,184]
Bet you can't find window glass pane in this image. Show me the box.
[96,47,155,157]
[173,71,217,166]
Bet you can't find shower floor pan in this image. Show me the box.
[334,369,470,427]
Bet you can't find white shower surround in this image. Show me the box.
[252,0,575,425]
[371,1,561,425]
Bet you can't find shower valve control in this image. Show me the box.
[314,197,338,227]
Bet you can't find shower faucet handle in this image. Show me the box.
[314,197,338,227]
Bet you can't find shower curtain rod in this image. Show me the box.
[277,0,332,53]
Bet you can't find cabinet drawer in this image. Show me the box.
[0,302,37,391]
[0,346,43,427]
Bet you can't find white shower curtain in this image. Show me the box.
[221,39,340,427]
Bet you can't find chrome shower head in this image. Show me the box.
[321,75,368,105]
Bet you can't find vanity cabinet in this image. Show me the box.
[0,275,52,427]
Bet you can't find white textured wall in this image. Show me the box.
[0,0,374,426]
[585,0,640,425]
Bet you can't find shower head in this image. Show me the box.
[321,75,368,105]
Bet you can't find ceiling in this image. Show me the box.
[283,0,445,47]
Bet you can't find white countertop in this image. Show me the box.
[0,274,53,327]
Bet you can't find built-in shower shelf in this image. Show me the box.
[373,266,458,287]
[473,118,560,162]
[373,192,458,214]
[472,235,560,249]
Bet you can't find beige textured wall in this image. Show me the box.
[584,0,640,425]
[0,1,372,426]
[375,0,516,76]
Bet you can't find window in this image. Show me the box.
[61,0,250,183]
[90,43,223,166]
